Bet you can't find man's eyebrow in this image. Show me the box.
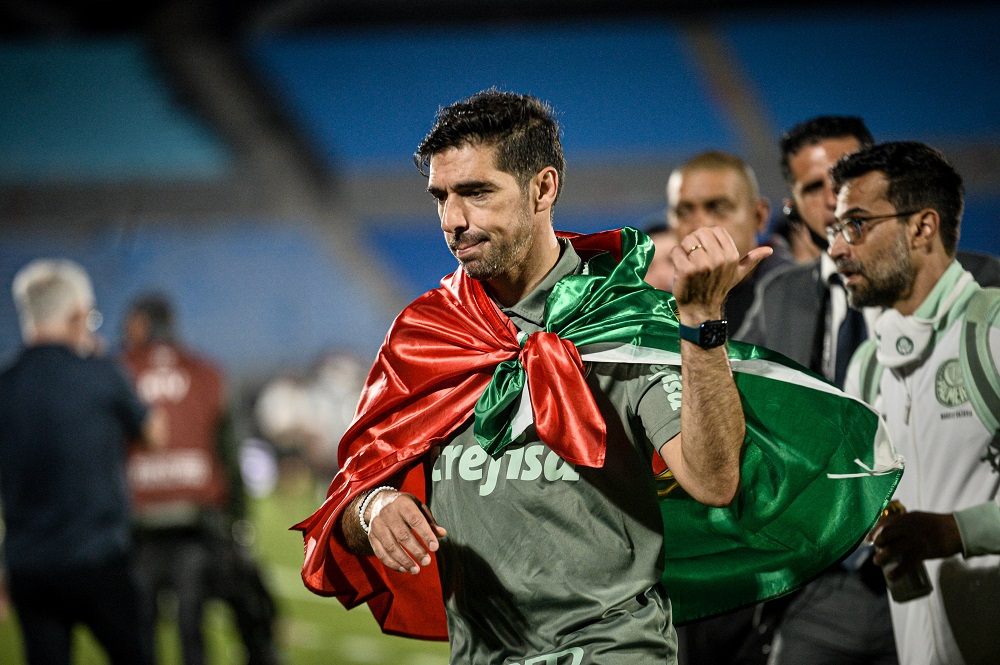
[837,206,868,219]
[426,180,495,196]
[801,179,824,193]
[452,180,494,193]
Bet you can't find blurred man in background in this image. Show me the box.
[642,221,679,292]
[667,150,792,336]
[0,259,164,665]
[122,293,279,665]
[740,117,882,387]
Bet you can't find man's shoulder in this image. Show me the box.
[957,250,1000,289]
[0,351,20,378]
[175,344,223,377]
[756,258,821,297]
[962,283,1000,329]
[756,246,797,280]
[126,343,222,374]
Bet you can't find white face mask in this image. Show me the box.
[874,271,973,369]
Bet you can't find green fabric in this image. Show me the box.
[474,357,526,456]
[473,229,681,453]
[476,227,903,624]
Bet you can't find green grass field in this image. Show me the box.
[0,467,450,665]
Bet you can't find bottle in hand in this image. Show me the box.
[880,500,934,603]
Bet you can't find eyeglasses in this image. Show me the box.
[826,210,920,246]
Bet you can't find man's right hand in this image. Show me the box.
[345,489,447,575]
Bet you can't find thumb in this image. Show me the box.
[737,246,773,281]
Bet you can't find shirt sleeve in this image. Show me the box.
[633,363,683,450]
[954,501,1000,557]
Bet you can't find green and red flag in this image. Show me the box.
[293,227,902,639]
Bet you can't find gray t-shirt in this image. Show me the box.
[427,241,683,665]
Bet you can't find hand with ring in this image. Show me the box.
[670,227,771,324]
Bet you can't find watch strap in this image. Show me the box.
[677,319,728,348]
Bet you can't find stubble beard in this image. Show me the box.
[838,230,915,309]
[448,204,534,281]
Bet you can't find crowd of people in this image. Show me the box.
[1,88,999,665]
[293,90,1000,665]
[0,273,279,664]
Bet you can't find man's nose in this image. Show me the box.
[827,230,849,259]
[439,196,467,233]
[823,180,838,211]
[679,209,711,236]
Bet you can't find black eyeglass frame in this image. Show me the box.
[826,210,921,246]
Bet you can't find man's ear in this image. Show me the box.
[533,167,559,214]
[754,197,771,235]
[912,208,940,250]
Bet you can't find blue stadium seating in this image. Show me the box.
[0,38,232,182]
[2,12,998,378]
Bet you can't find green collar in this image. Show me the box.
[913,259,978,331]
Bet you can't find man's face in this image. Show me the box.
[667,167,766,259]
[830,170,915,309]
[123,312,150,350]
[787,136,863,239]
[428,143,534,282]
[644,230,679,292]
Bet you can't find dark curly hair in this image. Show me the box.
[414,88,565,203]
[831,141,964,256]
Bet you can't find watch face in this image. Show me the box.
[701,321,728,348]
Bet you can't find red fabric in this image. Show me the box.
[292,230,623,640]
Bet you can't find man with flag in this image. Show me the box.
[294,89,903,664]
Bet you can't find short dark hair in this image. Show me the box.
[779,116,874,186]
[414,88,565,202]
[831,142,964,256]
[128,292,176,342]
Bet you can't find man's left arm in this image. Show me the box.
[657,227,771,507]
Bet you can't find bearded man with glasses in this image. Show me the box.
[834,142,1000,665]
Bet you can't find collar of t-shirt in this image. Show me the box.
[501,238,583,331]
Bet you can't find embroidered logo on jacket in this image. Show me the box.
[935,358,968,408]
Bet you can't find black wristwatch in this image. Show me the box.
[677,319,728,349]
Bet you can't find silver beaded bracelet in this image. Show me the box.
[358,486,396,535]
